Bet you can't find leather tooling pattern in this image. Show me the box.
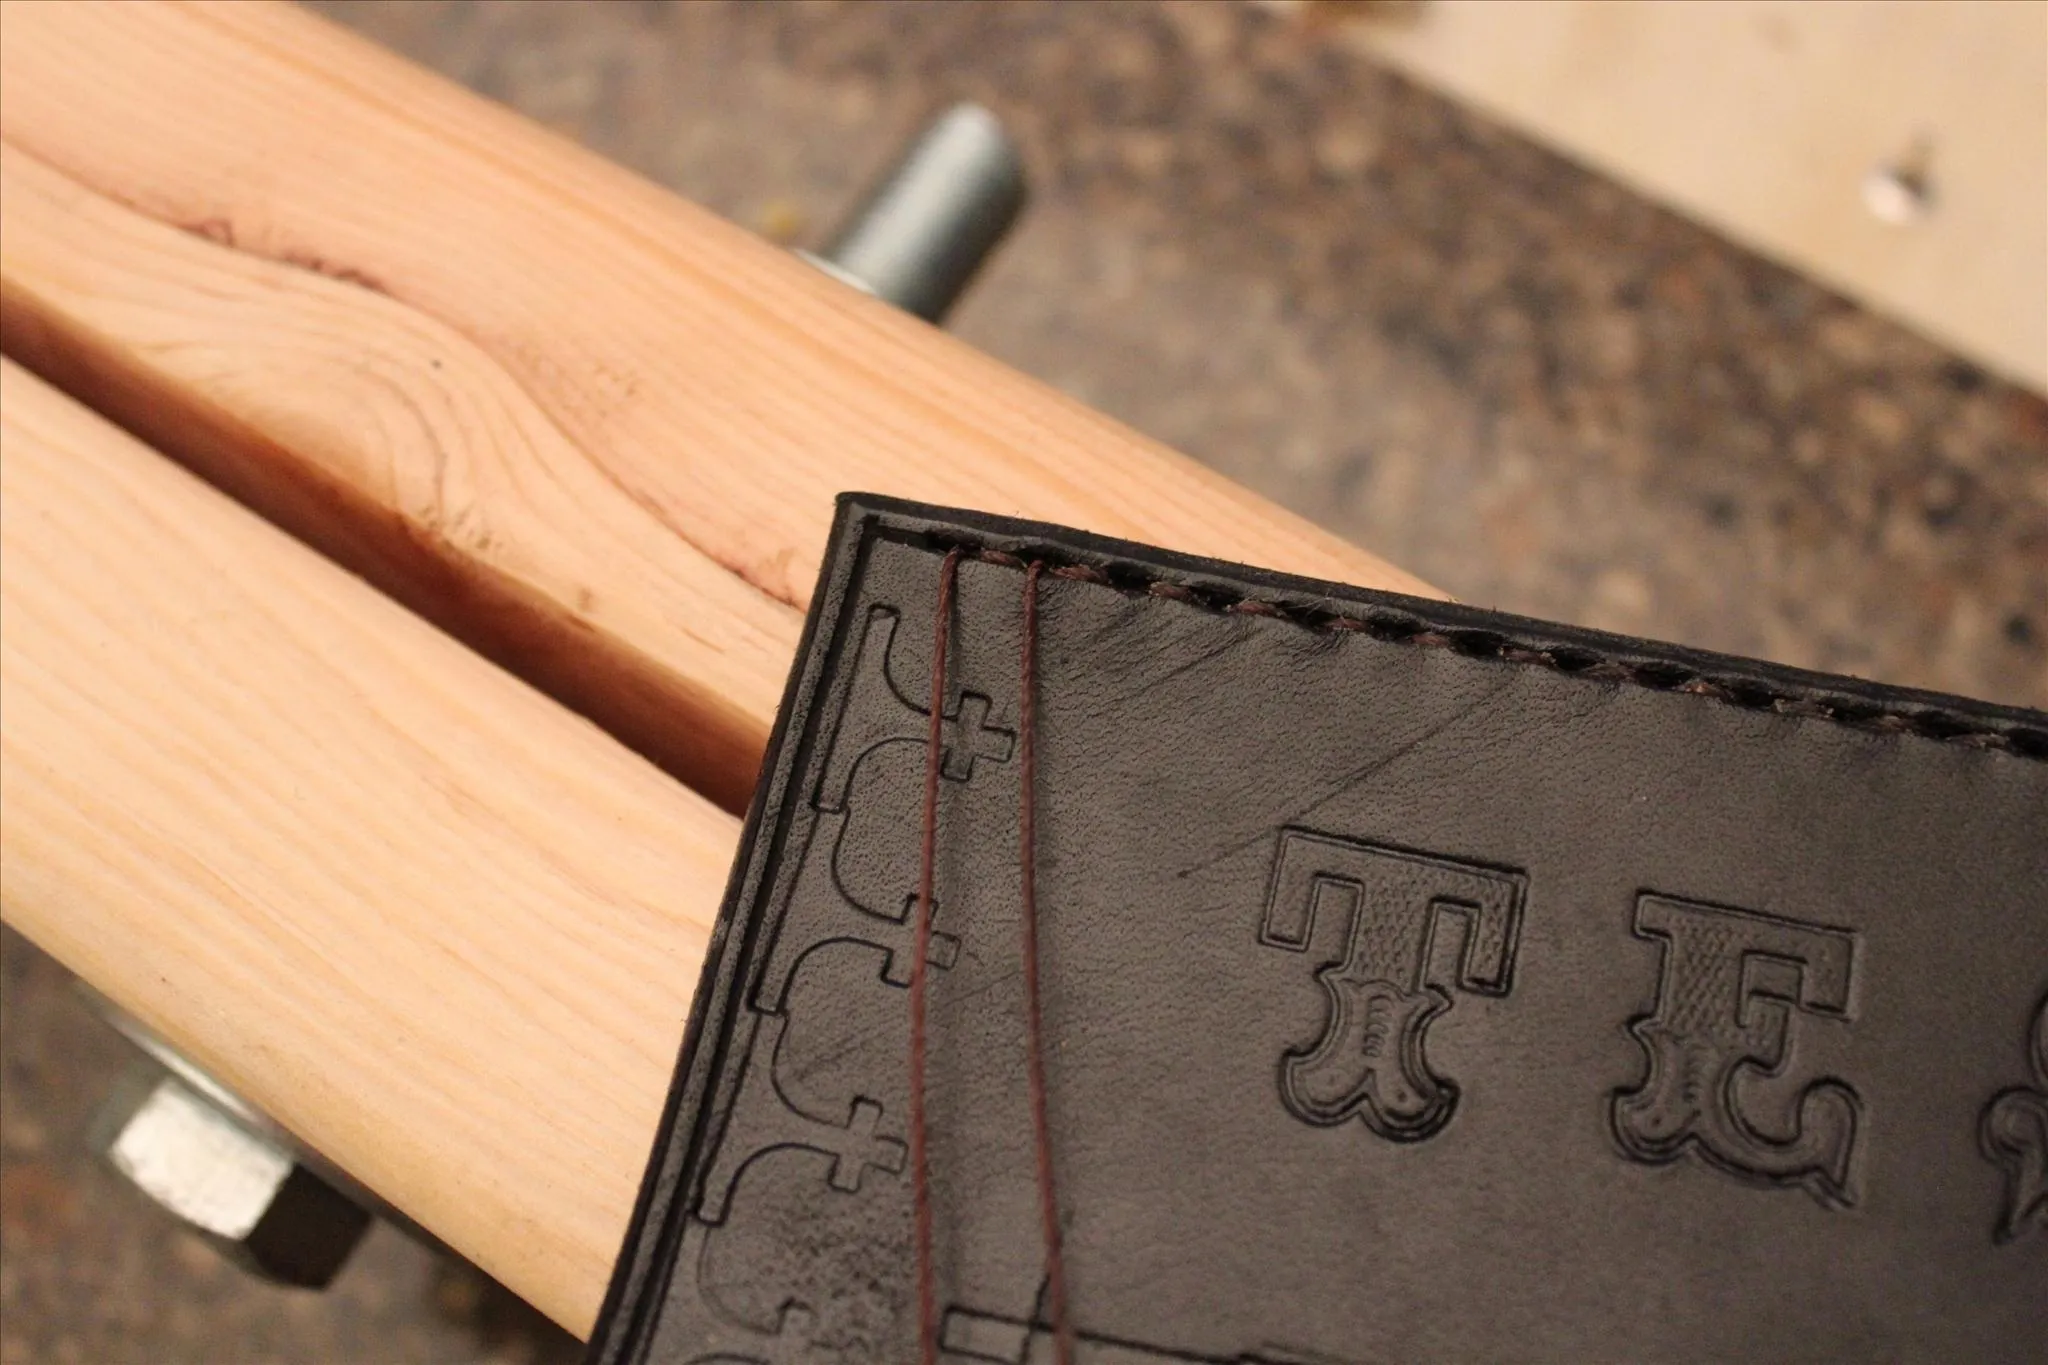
[815,605,1013,811]
[1611,894,1862,1208]
[672,1221,819,1365]
[1260,831,1524,1142]
[590,499,2048,1365]
[690,594,1015,1357]
[939,1307,1328,1363]
[752,607,1008,1016]
[1980,994,2048,1244]
[696,1011,905,1223]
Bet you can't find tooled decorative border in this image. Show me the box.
[584,497,2046,1365]
[872,522,2048,762]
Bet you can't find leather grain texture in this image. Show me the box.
[589,496,2048,1364]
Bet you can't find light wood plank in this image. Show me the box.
[0,3,1441,1332]
[1317,0,2048,393]
[0,359,737,1335]
[0,143,800,813]
[0,0,1436,811]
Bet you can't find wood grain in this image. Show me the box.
[0,143,800,814]
[0,0,1436,812]
[0,359,737,1335]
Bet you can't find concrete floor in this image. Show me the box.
[4,2,2043,1361]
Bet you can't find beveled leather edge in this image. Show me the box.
[583,495,880,1365]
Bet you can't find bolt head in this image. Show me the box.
[99,1072,369,1287]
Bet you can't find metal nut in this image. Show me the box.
[93,1065,370,1288]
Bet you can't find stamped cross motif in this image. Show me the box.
[940,691,1011,780]
[815,605,1014,812]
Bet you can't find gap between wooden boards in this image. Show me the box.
[0,0,1442,1337]
[0,0,1438,819]
[0,359,737,1336]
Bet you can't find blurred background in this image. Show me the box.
[3,2,2043,1361]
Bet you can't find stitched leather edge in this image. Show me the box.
[891,532,2047,763]
[584,494,2046,1364]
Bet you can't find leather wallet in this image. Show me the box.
[587,496,2047,1363]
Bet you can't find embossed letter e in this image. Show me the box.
[1261,831,1525,1142]
[1612,895,1862,1208]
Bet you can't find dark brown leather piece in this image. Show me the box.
[589,496,2048,1364]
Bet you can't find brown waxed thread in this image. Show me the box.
[914,550,1074,1362]
[1020,560,1076,1365]
[911,547,959,1365]
[955,546,2040,757]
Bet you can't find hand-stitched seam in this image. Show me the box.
[954,543,2046,761]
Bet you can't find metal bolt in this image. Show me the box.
[85,995,373,1289]
[96,1067,370,1287]
[807,102,1028,323]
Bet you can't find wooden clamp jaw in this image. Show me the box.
[0,0,1430,1337]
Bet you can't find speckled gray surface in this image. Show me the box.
[4,2,2043,1362]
